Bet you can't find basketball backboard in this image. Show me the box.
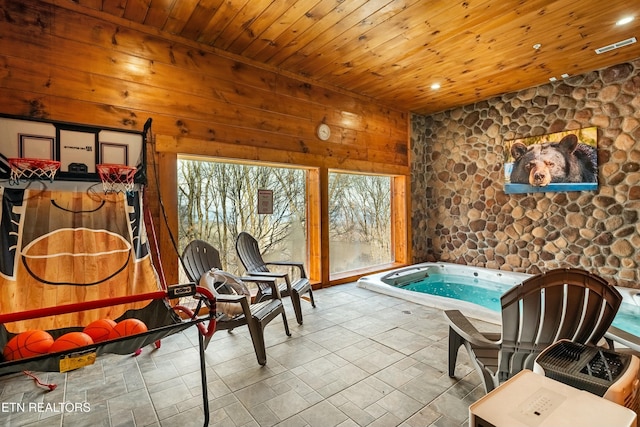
[0,115,149,184]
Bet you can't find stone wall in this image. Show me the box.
[411,59,640,288]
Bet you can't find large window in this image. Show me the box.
[328,171,393,275]
[177,157,307,276]
[176,157,402,283]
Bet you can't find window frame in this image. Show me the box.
[176,154,313,275]
[157,150,410,288]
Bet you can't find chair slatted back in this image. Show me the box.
[498,268,622,383]
[181,240,223,282]
[236,232,270,274]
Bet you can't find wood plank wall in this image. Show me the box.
[0,0,410,285]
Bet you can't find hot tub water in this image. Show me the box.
[358,263,640,337]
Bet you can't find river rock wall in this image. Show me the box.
[411,59,640,288]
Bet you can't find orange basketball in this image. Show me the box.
[49,332,94,353]
[110,319,148,339]
[83,319,116,343]
[3,330,54,361]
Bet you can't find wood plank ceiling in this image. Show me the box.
[68,0,639,115]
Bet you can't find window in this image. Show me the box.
[328,171,393,275]
[177,157,307,276]
[175,157,405,284]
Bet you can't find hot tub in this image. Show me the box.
[357,262,640,342]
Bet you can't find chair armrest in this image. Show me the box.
[215,294,246,303]
[265,261,307,278]
[214,293,252,317]
[240,276,283,299]
[605,326,640,352]
[245,271,288,279]
[240,275,278,283]
[443,310,500,348]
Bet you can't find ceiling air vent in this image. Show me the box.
[595,37,637,54]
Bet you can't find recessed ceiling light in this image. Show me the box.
[431,83,441,90]
[561,73,569,78]
[616,16,634,26]
[533,43,542,50]
[549,77,557,82]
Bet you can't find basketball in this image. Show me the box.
[110,319,148,339]
[83,319,116,343]
[3,330,54,361]
[49,332,94,353]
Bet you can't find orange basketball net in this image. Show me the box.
[8,158,61,185]
[96,164,137,193]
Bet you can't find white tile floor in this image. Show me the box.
[0,282,492,427]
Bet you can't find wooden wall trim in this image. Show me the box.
[307,169,322,286]
[155,135,410,175]
[393,176,410,265]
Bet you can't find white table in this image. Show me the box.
[469,369,637,427]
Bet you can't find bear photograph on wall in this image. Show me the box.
[504,127,598,194]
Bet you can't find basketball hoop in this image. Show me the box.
[8,158,61,185]
[96,164,137,194]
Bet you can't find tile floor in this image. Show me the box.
[0,282,499,427]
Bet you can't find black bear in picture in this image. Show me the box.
[509,134,597,187]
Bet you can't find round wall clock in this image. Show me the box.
[317,123,331,141]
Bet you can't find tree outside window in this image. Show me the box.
[177,158,394,280]
[328,172,393,274]
[177,158,306,276]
